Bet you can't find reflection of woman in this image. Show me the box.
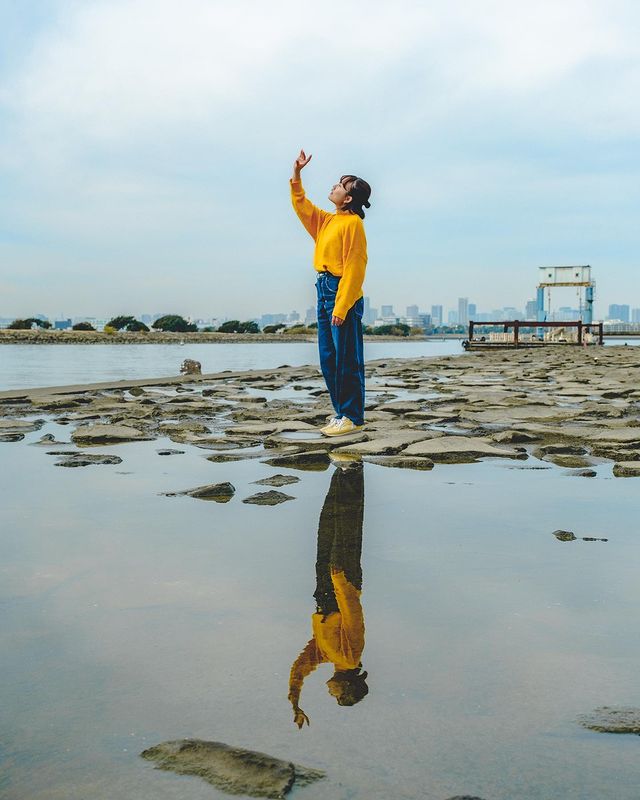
[288,465,367,728]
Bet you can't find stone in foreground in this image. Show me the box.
[263,450,330,471]
[140,739,324,798]
[71,423,152,445]
[553,530,577,542]
[403,436,525,463]
[243,490,295,506]
[253,474,300,487]
[164,482,236,502]
[54,453,123,468]
[578,707,640,734]
[613,462,640,477]
[364,455,434,471]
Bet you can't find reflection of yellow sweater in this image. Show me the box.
[290,179,368,319]
[288,571,365,707]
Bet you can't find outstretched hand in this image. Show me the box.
[292,149,312,180]
[293,708,310,729]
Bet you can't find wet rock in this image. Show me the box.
[253,474,300,487]
[492,430,539,444]
[364,455,435,470]
[207,451,266,463]
[230,421,317,437]
[128,386,145,396]
[263,450,330,471]
[243,490,295,505]
[159,421,211,436]
[0,419,44,433]
[542,454,594,469]
[569,469,597,478]
[71,423,152,445]
[613,462,640,477]
[582,536,608,542]
[538,444,588,455]
[553,530,577,542]
[403,436,526,463]
[0,433,25,442]
[140,738,324,798]
[332,431,439,456]
[157,448,185,456]
[54,453,123,468]
[164,482,236,502]
[578,707,640,734]
[227,394,268,404]
[445,796,488,800]
[32,433,67,445]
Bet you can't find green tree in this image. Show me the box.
[217,320,241,333]
[263,323,286,333]
[72,321,96,331]
[8,317,51,330]
[105,315,149,331]
[152,314,197,332]
[371,323,411,337]
[237,320,260,333]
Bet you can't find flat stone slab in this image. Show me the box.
[403,436,525,463]
[364,455,435,470]
[333,431,440,456]
[157,448,185,455]
[163,482,236,502]
[71,423,152,445]
[0,419,44,432]
[263,450,330,471]
[140,739,324,798]
[242,490,295,505]
[0,433,25,442]
[53,453,123,468]
[253,474,300,487]
[578,707,640,734]
[613,462,640,477]
[229,421,318,436]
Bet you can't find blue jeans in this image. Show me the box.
[316,272,365,426]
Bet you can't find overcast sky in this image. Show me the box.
[1,0,639,320]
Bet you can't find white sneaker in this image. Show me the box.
[322,417,364,437]
[320,416,341,435]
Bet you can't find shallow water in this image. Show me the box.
[2,422,639,799]
[0,341,465,392]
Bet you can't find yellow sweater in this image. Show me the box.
[288,570,365,708]
[290,179,368,320]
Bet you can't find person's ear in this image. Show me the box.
[344,194,352,206]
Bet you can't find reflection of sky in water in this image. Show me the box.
[2,424,640,799]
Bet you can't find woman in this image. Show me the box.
[290,150,372,436]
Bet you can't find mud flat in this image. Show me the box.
[1,346,639,475]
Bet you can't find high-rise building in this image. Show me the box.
[608,304,630,322]
[380,305,395,319]
[406,304,419,318]
[525,300,537,319]
[448,310,459,325]
[431,305,443,327]
[458,298,469,327]
[632,308,640,324]
[305,306,317,325]
[468,303,477,319]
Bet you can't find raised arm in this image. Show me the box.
[290,149,331,240]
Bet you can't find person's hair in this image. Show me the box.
[331,668,369,706]
[340,175,372,219]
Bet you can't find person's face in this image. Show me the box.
[328,178,353,209]
[326,677,346,699]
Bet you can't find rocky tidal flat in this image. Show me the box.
[1,347,639,478]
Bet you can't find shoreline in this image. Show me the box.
[0,330,465,345]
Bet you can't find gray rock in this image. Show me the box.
[140,738,324,798]
[403,436,525,463]
[243,490,295,505]
[157,448,185,456]
[253,474,300,487]
[578,707,640,734]
[364,455,435,470]
[54,453,123,468]
[0,433,25,442]
[32,433,66,446]
[613,462,640,477]
[332,431,439,456]
[569,469,597,478]
[0,419,44,432]
[164,482,236,502]
[71,423,152,445]
[263,450,331,471]
[492,430,539,444]
[553,529,577,542]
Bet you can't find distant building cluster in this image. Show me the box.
[3,298,640,334]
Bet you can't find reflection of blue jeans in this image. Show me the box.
[316,273,365,426]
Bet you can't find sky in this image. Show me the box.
[0,0,639,321]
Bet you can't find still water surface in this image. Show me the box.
[1,421,639,799]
